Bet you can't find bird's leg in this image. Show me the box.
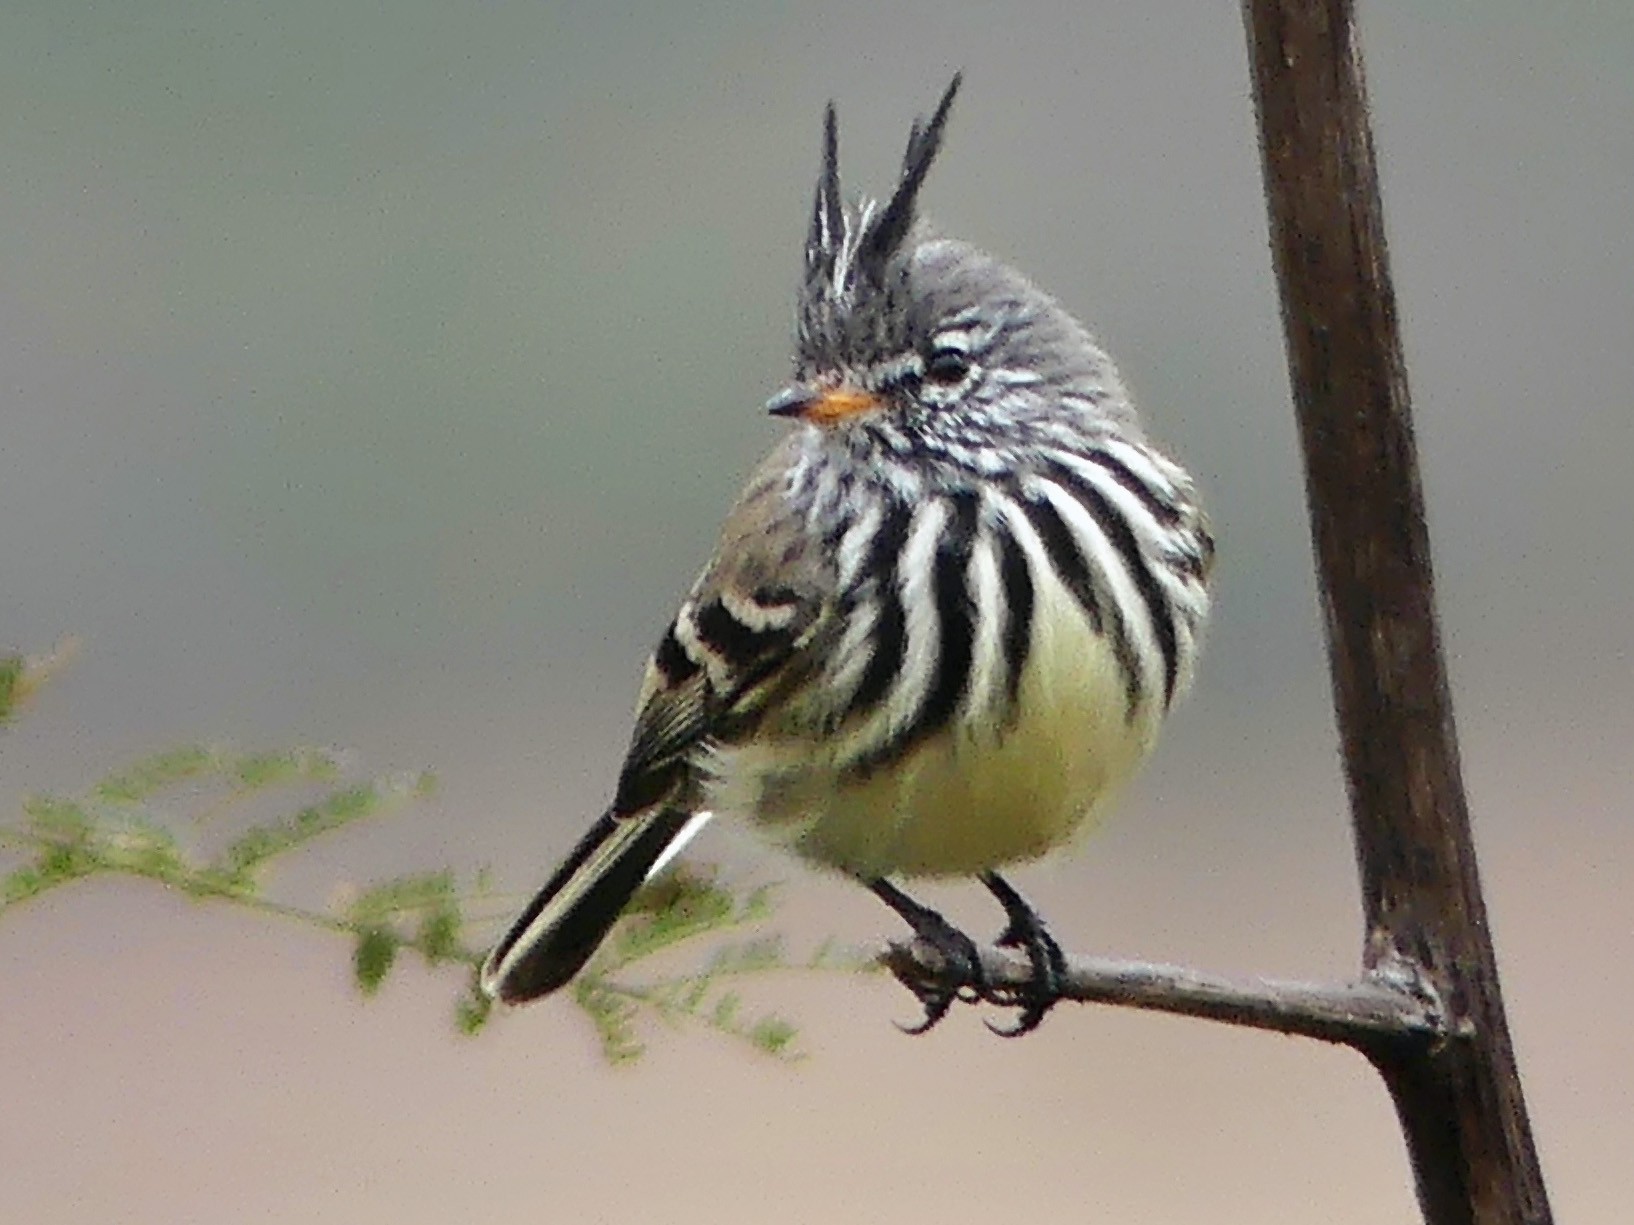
[868,878,987,1035]
[979,871,1067,1036]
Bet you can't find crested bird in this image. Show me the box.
[482,75,1213,1034]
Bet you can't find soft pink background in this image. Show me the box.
[3,3,1630,1222]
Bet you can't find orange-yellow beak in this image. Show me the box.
[766,384,882,427]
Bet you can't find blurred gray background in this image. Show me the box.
[3,2,1630,1222]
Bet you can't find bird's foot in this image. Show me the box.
[980,872,1067,1037]
[869,879,988,1035]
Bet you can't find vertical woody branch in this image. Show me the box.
[1239,3,1552,1224]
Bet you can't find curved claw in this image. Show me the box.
[896,990,957,1036]
[871,878,988,1035]
[980,872,1068,1036]
[985,999,1052,1038]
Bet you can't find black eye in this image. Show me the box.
[923,348,970,385]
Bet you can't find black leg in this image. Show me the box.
[868,879,986,1035]
[979,871,1068,1036]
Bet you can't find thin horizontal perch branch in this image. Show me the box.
[881,938,1452,1051]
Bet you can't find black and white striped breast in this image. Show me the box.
[814,438,1210,777]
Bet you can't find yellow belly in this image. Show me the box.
[706,582,1161,879]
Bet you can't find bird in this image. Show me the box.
[480,75,1213,1035]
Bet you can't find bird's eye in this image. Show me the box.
[923,348,971,385]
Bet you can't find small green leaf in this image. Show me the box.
[711,991,742,1028]
[748,1015,799,1058]
[23,795,93,842]
[232,748,341,791]
[455,988,492,1037]
[38,841,100,884]
[102,820,186,880]
[94,747,216,804]
[417,903,462,963]
[706,935,784,974]
[353,927,398,996]
[348,871,457,924]
[0,655,22,723]
[576,980,645,1064]
[3,865,50,907]
[224,784,380,874]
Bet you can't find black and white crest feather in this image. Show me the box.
[859,72,961,283]
[802,73,962,315]
[804,101,843,287]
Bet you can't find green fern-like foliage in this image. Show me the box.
[568,869,871,1063]
[0,741,441,949]
[0,644,873,1060]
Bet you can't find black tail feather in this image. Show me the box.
[482,808,697,1003]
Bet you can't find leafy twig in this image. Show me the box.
[1,676,855,1057]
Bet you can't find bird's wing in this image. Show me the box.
[613,437,837,814]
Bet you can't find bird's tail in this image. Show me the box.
[479,807,710,1003]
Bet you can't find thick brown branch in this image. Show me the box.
[882,938,1449,1052]
[1240,2,1552,1223]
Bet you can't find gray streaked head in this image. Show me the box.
[781,75,1138,471]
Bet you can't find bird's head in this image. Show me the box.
[768,75,1135,475]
